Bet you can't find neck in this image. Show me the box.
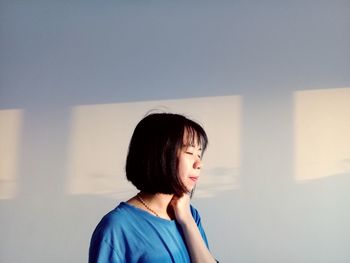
[138,192,173,212]
[131,192,174,219]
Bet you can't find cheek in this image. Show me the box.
[181,158,193,175]
[177,156,189,176]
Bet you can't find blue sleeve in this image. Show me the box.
[89,221,124,263]
[190,205,209,248]
[89,238,121,263]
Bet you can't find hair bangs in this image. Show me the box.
[184,123,208,153]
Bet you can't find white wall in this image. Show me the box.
[1,1,350,262]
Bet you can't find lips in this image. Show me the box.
[189,176,199,183]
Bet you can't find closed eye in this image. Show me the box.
[186,151,201,159]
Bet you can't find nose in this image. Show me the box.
[193,159,202,170]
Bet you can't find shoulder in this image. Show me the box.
[89,203,131,262]
[91,203,131,240]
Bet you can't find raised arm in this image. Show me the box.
[170,194,217,263]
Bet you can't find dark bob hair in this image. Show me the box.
[125,112,208,196]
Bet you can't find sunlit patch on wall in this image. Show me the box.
[0,109,22,199]
[66,95,241,199]
[294,87,350,182]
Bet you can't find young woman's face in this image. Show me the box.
[177,131,203,192]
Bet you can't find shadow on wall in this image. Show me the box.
[1,88,350,199]
[0,109,22,200]
[294,87,350,182]
[0,95,242,200]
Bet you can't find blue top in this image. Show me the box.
[89,202,209,263]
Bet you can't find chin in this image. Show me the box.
[185,185,195,192]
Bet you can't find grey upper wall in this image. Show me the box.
[1,0,349,108]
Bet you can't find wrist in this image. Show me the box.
[177,214,195,227]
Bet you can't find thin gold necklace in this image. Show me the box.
[136,194,159,217]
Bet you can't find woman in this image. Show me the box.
[89,113,217,263]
